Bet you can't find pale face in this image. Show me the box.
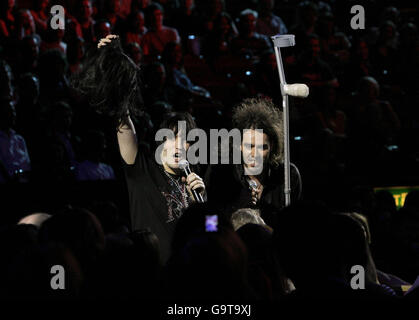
[241,129,270,175]
[161,130,190,172]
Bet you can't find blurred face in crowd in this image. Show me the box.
[79,0,93,20]
[382,23,395,40]
[184,0,194,10]
[240,13,257,36]
[217,15,231,35]
[97,21,111,39]
[138,0,150,9]
[309,37,321,58]
[209,0,223,17]
[19,10,35,35]
[7,0,15,10]
[107,0,120,14]
[151,8,164,29]
[132,11,145,33]
[241,129,271,175]
[40,0,49,10]
[356,40,369,60]
[19,10,35,30]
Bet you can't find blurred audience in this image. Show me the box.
[142,2,180,59]
[0,0,417,302]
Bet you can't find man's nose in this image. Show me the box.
[176,138,187,149]
[251,148,256,157]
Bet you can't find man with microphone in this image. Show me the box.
[205,98,302,226]
[119,111,206,262]
[90,35,206,262]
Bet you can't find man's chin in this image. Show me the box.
[243,163,264,176]
[166,160,182,173]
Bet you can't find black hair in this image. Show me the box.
[147,2,164,14]
[233,98,283,167]
[159,111,196,134]
[70,36,143,127]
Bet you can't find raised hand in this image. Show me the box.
[97,34,119,48]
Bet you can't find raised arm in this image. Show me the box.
[71,34,144,164]
[117,115,138,165]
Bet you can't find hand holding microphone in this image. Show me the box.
[179,160,205,203]
[248,180,263,205]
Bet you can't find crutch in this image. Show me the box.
[271,34,309,206]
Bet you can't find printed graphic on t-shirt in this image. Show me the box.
[162,191,185,223]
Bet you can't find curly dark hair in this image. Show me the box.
[70,36,143,127]
[232,98,283,167]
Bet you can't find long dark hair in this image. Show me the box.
[70,36,143,127]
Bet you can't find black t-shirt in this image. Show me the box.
[123,144,191,262]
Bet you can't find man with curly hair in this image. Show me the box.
[205,98,302,226]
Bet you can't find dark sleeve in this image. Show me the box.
[123,142,154,179]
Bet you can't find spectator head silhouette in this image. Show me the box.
[18,213,51,228]
[231,208,267,231]
[238,9,258,37]
[38,207,105,273]
[358,76,380,102]
[76,0,93,22]
[145,2,164,30]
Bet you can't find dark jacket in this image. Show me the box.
[205,162,302,226]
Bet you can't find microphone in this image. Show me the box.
[248,180,258,191]
[283,84,309,98]
[248,180,259,205]
[178,159,204,203]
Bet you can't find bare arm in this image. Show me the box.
[117,115,138,165]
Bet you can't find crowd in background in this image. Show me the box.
[0,0,419,300]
